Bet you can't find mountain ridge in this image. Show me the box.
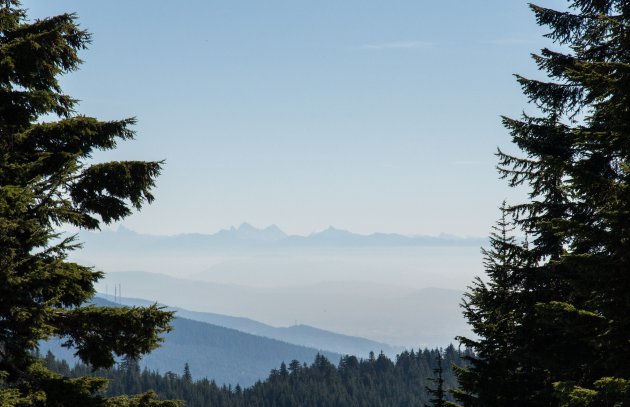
[95,271,471,348]
[79,223,486,253]
[40,296,342,386]
[97,293,403,358]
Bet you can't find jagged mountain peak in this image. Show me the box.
[236,222,256,232]
[223,222,287,242]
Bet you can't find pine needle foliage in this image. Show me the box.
[453,1,630,405]
[0,2,177,405]
[425,350,446,407]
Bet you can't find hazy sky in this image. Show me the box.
[27,1,567,237]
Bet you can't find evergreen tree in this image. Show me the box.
[0,1,176,405]
[454,1,630,405]
[452,205,535,405]
[425,350,445,407]
[183,363,192,383]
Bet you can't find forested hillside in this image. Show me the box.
[43,346,468,407]
[41,296,342,386]
[95,295,403,359]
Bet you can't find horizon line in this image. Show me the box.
[94,222,489,240]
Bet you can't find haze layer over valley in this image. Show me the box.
[72,223,483,348]
[75,223,484,289]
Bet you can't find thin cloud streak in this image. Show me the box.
[452,160,484,166]
[480,37,535,46]
[360,40,434,50]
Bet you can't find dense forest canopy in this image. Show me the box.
[42,347,467,407]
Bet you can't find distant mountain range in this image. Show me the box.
[77,223,486,253]
[41,297,341,387]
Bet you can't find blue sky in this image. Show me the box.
[27,1,567,236]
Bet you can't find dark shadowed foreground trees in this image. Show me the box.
[0,1,176,405]
[454,1,630,406]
